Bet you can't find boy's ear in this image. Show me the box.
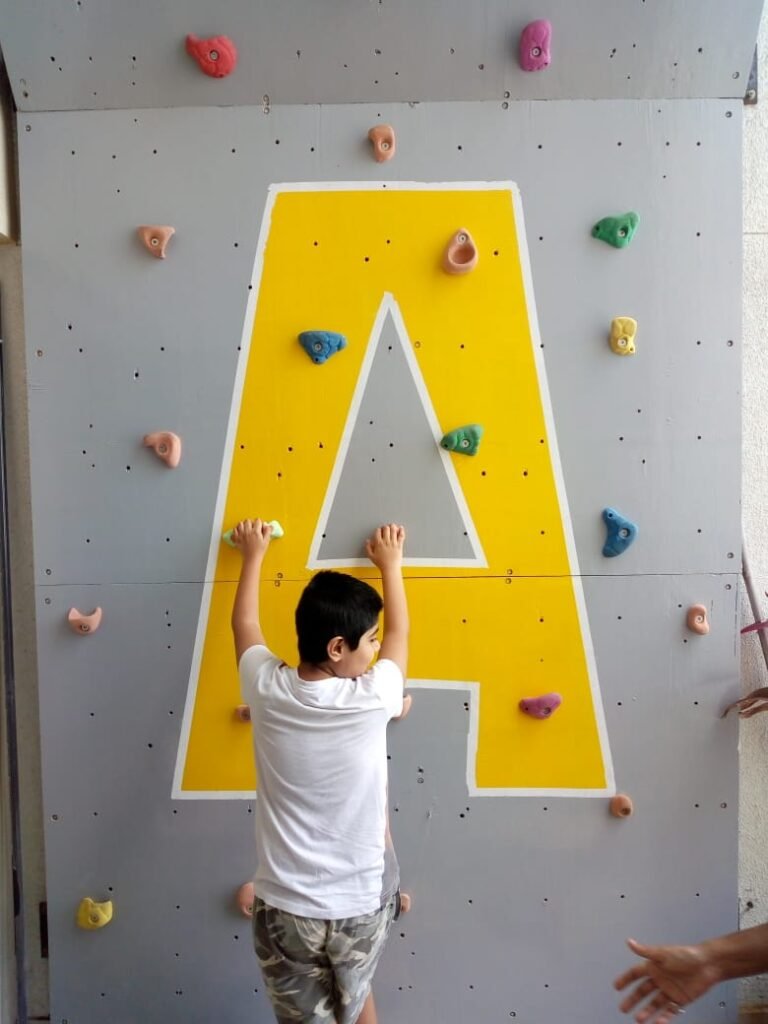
[327,636,346,662]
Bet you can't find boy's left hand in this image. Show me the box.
[231,519,273,559]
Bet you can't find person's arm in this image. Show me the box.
[614,925,768,1024]
[365,524,408,677]
[230,519,272,664]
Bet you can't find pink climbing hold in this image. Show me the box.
[236,881,255,918]
[519,20,552,72]
[143,432,182,469]
[519,693,562,719]
[185,34,238,78]
[137,225,175,259]
[68,607,103,636]
[443,229,479,275]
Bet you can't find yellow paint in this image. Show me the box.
[180,185,610,794]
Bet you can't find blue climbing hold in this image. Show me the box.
[299,331,347,365]
[602,507,638,557]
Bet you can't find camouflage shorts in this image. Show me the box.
[252,894,397,1024]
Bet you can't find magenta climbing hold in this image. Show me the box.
[185,34,238,78]
[368,124,396,162]
[519,693,562,719]
[519,20,552,71]
[443,229,479,275]
[144,432,182,469]
[68,607,103,636]
[137,225,175,259]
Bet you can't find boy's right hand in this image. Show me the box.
[231,519,272,560]
[365,523,405,570]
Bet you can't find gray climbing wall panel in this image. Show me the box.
[17,96,742,1024]
[0,0,762,110]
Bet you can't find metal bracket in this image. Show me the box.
[745,44,758,105]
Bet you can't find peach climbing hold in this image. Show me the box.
[68,607,103,636]
[395,694,412,721]
[609,317,638,356]
[185,34,238,78]
[610,794,634,819]
[443,229,479,275]
[137,225,175,259]
[143,432,182,469]
[399,892,412,914]
[368,124,396,162]
[234,704,251,723]
[236,881,255,918]
[519,693,562,719]
[519,19,552,72]
[76,897,113,930]
[686,605,710,635]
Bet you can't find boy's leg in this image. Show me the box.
[355,991,378,1024]
[252,897,336,1024]
[327,894,397,1024]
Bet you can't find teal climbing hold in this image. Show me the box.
[440,424,484,456]
[602,507,637,557]
[222,520,284,547]
[591,212,639,249]
[299,331,347,365]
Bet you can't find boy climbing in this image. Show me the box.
[230,519,409,1024]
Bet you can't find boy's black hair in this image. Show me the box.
[295,570,382,664]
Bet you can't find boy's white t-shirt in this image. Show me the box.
[239,645,404,920]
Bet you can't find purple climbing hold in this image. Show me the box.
[519,693,562,719]
[519,20,552,72]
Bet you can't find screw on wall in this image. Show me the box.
[745,45,758,105]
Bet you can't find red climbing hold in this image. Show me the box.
[185,34,238,78]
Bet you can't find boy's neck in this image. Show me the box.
[296,661,337,682]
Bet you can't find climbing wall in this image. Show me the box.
[1,2,758,1021]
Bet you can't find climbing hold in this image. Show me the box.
[298,331,347,365]
[222,520,284,547]
[592,213,640,249]
[519,19,552,71]
[234,704,251,723]
[185,34,238,78]
[137,225,175,259]
[609,794,634,819]
[440,424,484,456]
[143,431,182,469]
[609,317,637,356]
[395,694,413,721]
[67,607,103,636]
[367,124,396,162]
[236,881,255,918]
[76,897,113,930]
[519,693,562,719]
[442,229,479,275]
[602,508,638,558]
[686,605,710,635]
[399,892,412,914]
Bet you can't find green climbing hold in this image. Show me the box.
[440,424,484,456]
[591,212,639,249]
[222,520,285,547]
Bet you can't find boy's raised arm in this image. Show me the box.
[366,524,408,677]
[231,519,273,663]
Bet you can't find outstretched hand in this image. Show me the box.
[365,523,405,570]
[231,519,273,560]
[614,938,721,1024]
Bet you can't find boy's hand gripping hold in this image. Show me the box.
[365,524,409,679]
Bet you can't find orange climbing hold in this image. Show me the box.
[143,431,182,469]
[367,124,396,162]
[68,607,103,636]
[442,229,479,275]
[137,225,175,259]
[609,794,634,819]
[185,34,238,78]
[686,605,710,635]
